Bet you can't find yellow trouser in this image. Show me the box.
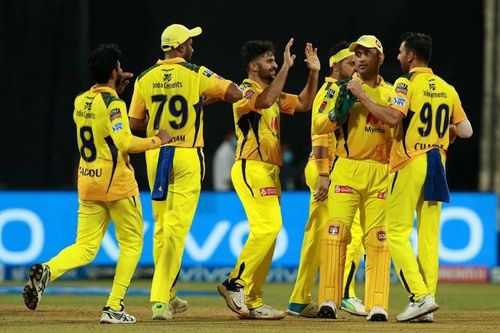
[289,160,364,305]
[326,157,390,310]
[229,159,282,309]
[147,147,204,303]
[387,153,441,301]
[46,195,143,310]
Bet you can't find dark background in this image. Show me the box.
[0,0,482,191]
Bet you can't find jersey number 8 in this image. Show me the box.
[79,126,97,162]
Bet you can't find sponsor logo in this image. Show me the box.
[239,82,252,91]
[375,39,382,49]
[328,224,340,235]
[377,230,387,241]
[112,122,123,133]
[429,82,436,90]
[377,192,387,199]
[395,82,408,95]
[326,88,335,99]
[79,167,102,177]
[260,187,278,196]
[423,90,447,98]
[318,101,327,113]
[163,73,172,82]
[202,69,214,77]
[109,108,122,121]
[244,89,255,100]
[364,126,386,134]
[152,82,183,89]
[75,110,95,119]
[335,185,353,194]
[393,96,406,107]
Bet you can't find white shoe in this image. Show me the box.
[170,296,188,314]
[217,280,249,315]
[367,306,388,321]
[341,297,368,316]
[152,302,173,320]
[241,304,285,320]
[23,264,51,310]
[396,295,439,322]
[410,312,434,323]
[100,307,136,324]
[317,300,338,319]
[286,302,318,318]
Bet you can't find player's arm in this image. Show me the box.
[295,42,320,112]
[129,79,149,131]
[347,78,404,127]
[254,38,295,109]
[108,100,170,153]
[450,87,473,140]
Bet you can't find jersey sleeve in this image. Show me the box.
[129,79,147,119]
[279,93,300,115]
[233,82,261,116]
[450,86,468,124]
[312,83,339,141]
[198,66,232,101]
[108,99,161,153]
[389,76,413,116]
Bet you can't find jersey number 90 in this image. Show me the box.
[418,103,450,138]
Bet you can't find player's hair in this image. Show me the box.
[241,40,275,69]
[87,44,121,84]
[401,32,432,63]
[329,41,350,59]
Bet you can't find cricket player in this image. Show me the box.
[217,38,320,320]
[23,44,171,324]
[348,32,473,322]
[287,42,367,318]
[317,35,393,321]
[128,23,242,320]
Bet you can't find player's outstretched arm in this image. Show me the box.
[295,42,320,112]
[255,38,295,109]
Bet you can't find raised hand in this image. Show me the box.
[304,42,320,72]
[117,72,134,95]
[283,38,296,69]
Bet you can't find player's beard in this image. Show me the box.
[258,66,275,85]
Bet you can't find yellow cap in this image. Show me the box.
[349,35,383,53]
[161,24,202,51]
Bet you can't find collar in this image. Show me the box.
[325,77,337,83]
[157,57,185,65]
[243,78,263,90]
[90,85,118,96]
[410,67,434,74]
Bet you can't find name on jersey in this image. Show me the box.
[153,81,183,89]
[75,110,95,119]
[364,126,386,134]
[79,166,102,177]
[414,142,444,151]
[423,90,447,98]
[170,134,186,143]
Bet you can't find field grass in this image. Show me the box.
[1,279,499,332]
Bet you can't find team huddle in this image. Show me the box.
[22,23,473,324]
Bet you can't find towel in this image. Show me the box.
[152,146,175,201]
[424,148,450,203]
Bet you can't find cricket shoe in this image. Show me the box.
[23,263,51,310]
[367,306,388,321]
[286,302,318,318]
[396,295,439,322]
[410,312,434,323]
[152,302,173,320]
[341,297,368,316]
[217,279,249,316]
[100,306,136,324]
[317,300,338,319]
[240,304,285,320]
[170,296,188,314]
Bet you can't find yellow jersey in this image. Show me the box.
[389,67,468,172]
[129,57,233,148]
[310,77,338,165]
[74,86,160,201]
[335,73,394,163]
[234,79,299,166]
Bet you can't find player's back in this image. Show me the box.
[73,87,138,201]
[390,69,461,171]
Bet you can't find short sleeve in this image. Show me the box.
[279,93,300,115]
[450,86,468,124]
[198,66,232,101]
[233,82,262,115]
[389,77,413,116]
[129,79,147,119]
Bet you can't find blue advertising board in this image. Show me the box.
[0,191,497,269]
